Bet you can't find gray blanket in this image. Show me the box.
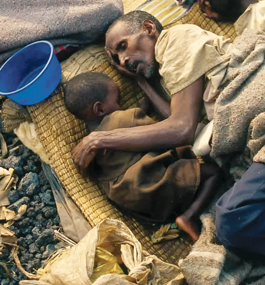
[211,28,265,159]
[181,29,265,285]
[0,0,123,66]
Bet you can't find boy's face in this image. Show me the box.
[103,81,121,114]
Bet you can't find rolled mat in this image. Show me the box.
[27,2,235,265]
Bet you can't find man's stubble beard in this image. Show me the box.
[144,60,159,79]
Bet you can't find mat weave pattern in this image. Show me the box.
[123,0,148,13]
[28,2,236,265]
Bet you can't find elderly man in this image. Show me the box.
[72,11,232,171]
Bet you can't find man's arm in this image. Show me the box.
[139,97,151,114]
[137,76,171,119]
[72,77,204,175]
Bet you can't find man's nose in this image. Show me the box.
[119,55,129,68]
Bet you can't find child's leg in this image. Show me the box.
[176,161,221,241]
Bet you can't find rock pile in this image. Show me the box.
[0,132,62,285]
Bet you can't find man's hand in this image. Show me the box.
[105,47,136,77]
[71,132,99,178]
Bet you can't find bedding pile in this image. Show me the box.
[211,28,265,159]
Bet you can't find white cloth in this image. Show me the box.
[235,0,265,35]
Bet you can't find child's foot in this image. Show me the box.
[176,216,201,241]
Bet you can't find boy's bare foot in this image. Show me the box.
[176,216,201,241]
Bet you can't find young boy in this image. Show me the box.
[64,72,221,241]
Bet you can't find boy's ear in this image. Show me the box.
[93,101,105,117]
[142,20,157,36]
[199,0,219,19]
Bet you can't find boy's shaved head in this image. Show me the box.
[64,73,114,121]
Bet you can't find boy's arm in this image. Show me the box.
[137,76,170,119]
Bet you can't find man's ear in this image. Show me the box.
[199,0,219,19]
[142,19,157,36]
[93,101,105,116]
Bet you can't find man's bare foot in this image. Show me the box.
[176,216,201,241]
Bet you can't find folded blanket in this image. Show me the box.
[211,28,265,158]
[0,0,123,66]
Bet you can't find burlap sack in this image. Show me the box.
[20,219,184,285]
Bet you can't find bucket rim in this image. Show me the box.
[0,40,56,96]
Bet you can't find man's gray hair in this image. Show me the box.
[107,10,163,36]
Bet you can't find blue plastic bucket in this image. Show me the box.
[0,41,62,106]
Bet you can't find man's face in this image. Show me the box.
[105,22,157,78]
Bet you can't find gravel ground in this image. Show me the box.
[0,130,63,285]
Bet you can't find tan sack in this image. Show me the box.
[22,219,184,285]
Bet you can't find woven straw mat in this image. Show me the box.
[27,3,236,265]
[123,0,148,13]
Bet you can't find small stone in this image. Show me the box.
[8,196,30,211]
[25,234,34,246]
[36,229,54,246]
[17,172,39,196]
[36,253,42,259]
[32,258,41,268]
[29,243,39,254]
[20,252,33,263]
[43,206,57,218]
[8,190,20,204]
[21,146,31,160]
[33,194,41,202]
[19,217,31,227]
[41,185,50,192]
[26,183,38,196]
[38,170,49,186]
[46,220,53,228]
[26,207,35,217]
[0,155,23,176]
[32,226,41,236]
[42,243,56,260]
[20,226,32,235]
[53,215,60,225]
[35,202,45,212]
[40,190,52,204]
